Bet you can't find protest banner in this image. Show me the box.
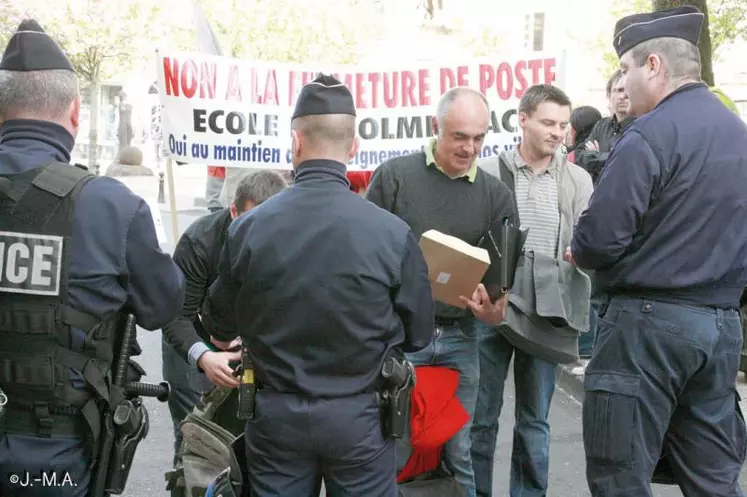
[155,51,566,170]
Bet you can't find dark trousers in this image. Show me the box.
[0,434,90,497]
[245,390,396,497]
[578,303,598,358]
[584,296,747,496]
[162,339,208,465]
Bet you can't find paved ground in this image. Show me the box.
[113,168,747,496]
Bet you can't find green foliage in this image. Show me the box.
[439,18,506,59]
[709,0,747,53]
[0,0,506,81]
[0,0,170,84]
[189,0,501,64]
[192,0,387,64]
[597,0,651,77]
[592,0,744,81]
[0,1,31,49]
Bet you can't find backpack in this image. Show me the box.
[165,387,244,497]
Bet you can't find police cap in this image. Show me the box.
[613,5,704,58]
[0,19,75,72]
[292,73,356,120]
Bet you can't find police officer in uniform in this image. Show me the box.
[207,74,434,496]
[568,6,747,496]
[0,20,185,497]
[162,169,287,464]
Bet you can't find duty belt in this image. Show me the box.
[1,401,88,437]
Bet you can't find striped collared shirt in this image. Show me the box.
[513,149,560,257]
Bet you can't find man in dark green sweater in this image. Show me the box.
[367,86,516,497]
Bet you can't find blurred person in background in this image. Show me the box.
[575,70,635,184]
[566,105,602,163]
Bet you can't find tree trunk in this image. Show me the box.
[651,0,715,85]
[87,81,101,173]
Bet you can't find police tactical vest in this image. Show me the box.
[0,162,118,445]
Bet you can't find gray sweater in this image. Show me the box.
[367,151,516,319]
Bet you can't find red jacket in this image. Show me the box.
[346,171,373,193]
[208,165,226,179]
[397,366,469,482]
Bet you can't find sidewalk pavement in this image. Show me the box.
[556,359,747,413]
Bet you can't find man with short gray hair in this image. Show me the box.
[161,168,288,464]
[568,6,747,495]
[367,85,517,497]
[0,70,80,121]
[219,168,293,207]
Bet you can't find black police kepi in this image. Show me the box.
[0,19,75,72]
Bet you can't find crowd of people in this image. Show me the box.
[1,4,747,497]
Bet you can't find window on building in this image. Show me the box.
[524,14,531,50]
[533,12,545,52]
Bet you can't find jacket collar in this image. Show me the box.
[510,146,562,179]
[0,119,74,164]
[655,81,707,110]
[423,138,478,182]
[293,159,351,189]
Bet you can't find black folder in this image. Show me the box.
[477,217,528,301]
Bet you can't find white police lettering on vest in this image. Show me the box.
[0,231,63,296]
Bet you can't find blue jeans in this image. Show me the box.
[406,318,480,497]
[471,323,557,497]
[161,339,213,465]
[584,297,746,496]
[578,304,598,358]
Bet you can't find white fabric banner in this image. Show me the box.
[155,51,566,170]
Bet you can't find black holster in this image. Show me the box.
[104,398,150,493]
[380,356,415,439]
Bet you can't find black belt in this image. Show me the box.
[434,316,466,326]
[2,404,87,437]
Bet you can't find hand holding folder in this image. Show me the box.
[477,217,528,301]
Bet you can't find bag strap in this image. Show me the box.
[498,153,520,225]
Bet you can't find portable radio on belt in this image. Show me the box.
[236,346,256,420]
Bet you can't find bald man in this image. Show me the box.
[367,86,517,497]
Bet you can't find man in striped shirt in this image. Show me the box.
[472,85,593,497]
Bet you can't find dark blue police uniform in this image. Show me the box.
[207,75,434,497]
[571,6,747,496]
[0,20,185,497]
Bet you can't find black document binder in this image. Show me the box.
[477,217,528,301]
